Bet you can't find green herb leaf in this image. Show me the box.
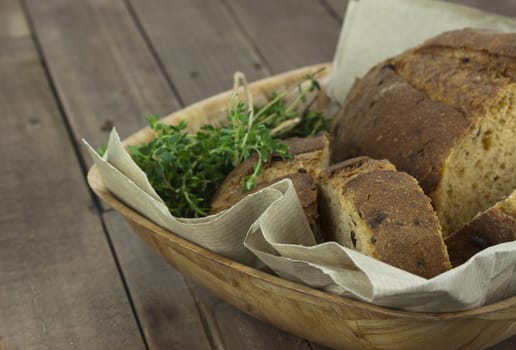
[129,71,328,218]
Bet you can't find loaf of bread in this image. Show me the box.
[331,28,516,235]
[445,189,516,267]
[210,135,330,236]
[318,157,451,278]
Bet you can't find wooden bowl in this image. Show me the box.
[87,64,516,350]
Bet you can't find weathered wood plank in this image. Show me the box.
[103,212,212,350]
[24,0,213,349]
[490,338,516,350]
[223,0,341,74]
[126,0,321,348]
[187,282,312,350]
[24,0,181,166]
[127,0,268,105]
[447,0,516,16]
[0,1,145,349]
[322,0,516,22]
[322,1,516,27]
[321,0,349,21]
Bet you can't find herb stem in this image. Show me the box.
[285,81,313,114]
[183,189,207,217]
[258,112,278,126]
[271,117,301,136]
[233,72,254,128]
[253,91,289,121]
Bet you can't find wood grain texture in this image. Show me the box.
[103,212,212,350]
[223,0,340,73]
[321,0,349,21]
[187,282,312,350]
[321,1,516,29]
[0,1,144,349]
[127,0,268,105]
[24,0,181,166]
[446,0,516,16]
[124,1,325,348]
[189,281,306,350]
[23,0,215,348]
[491,338,516,350]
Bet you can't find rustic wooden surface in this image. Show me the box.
[1,0,515,349]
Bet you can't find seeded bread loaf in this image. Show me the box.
[210,135,330,235]
[445,189,516,267]
[331,28,516,235]
[318,157,451,278]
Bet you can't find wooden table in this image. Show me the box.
[1,0,515,349]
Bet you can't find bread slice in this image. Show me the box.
[445,189,516,267]
[331,28,516,235]
[210,134,330,236]
[318,157,451,278]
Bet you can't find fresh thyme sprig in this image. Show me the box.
[124,71,327,218]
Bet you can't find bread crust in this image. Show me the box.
[445,190,516,267]
[332,28,516,187]
[210,135,329,235]
[331,64,468,194]
[331,28,516,234]
[423,28,516,59]
[319,157,451,278]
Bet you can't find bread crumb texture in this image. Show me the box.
[445,189,516,267]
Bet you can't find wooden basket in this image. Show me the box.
[87,64,516,350]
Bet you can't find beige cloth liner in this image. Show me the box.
[326,0,516,104]
[84,0,516,312]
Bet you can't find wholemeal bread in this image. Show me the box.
[331,28,516,235]
[445,189,516,267]
[210,135,330,236]
[318,157,451,278]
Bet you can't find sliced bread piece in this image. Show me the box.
[318,157,451,278]
[331,28,516,235]
[445,189,516,267]
[210,134,330,236]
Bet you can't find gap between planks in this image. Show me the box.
[19,1,152,349]
[0,0,145,348]
[22,0,341,348]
